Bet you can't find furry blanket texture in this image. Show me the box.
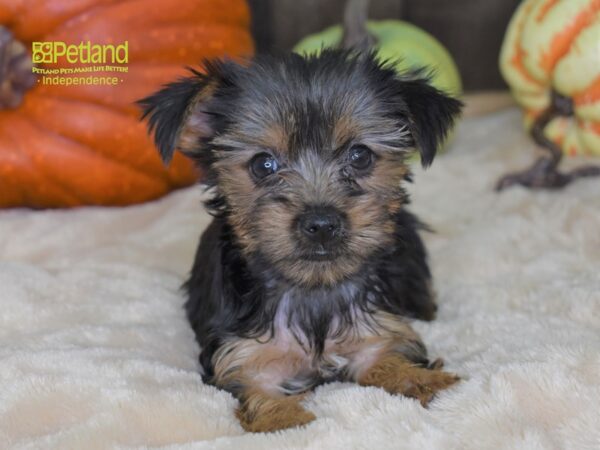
[1,109,599,449]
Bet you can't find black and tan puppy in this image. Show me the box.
[139,50,462,433]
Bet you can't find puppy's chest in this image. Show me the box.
[269,285,384,376]
[234,282,416,395]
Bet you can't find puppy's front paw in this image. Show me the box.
[359,353,459,406]
[236,394,316,433]
[397,368,460,406]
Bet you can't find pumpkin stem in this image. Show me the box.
[496,90,600,191]
[341,0,377,51]
[0,26,36,110]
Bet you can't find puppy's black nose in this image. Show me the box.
[298,208,342,244]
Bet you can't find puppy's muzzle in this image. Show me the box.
[297,206,344,247]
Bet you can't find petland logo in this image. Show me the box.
[31,41,128,64]
[31,41,129,87]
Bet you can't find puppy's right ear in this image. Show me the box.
[137,63,228,165]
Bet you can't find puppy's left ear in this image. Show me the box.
[401,78,463,167]
[137,61,233,166]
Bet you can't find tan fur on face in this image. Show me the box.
[206,95,416,287]
[211,151,411,286]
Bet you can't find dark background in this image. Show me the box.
[248,0,522,91]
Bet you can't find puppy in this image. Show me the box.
[139,50,462,433]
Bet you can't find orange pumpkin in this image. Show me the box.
[0,0,254,208]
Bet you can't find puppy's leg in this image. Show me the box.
[236,387,315,433]
[211,337,316,433]
[347,315,459,406]
[358,352,459,406]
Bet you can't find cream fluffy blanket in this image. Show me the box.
[1,109,599,449]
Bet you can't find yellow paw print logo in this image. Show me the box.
[31,42,54,64]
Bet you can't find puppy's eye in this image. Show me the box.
[349,145,374,171]
[249,152,279,179]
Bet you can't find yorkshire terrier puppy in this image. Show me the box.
[139,50,462,433]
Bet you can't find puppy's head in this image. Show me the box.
[139,50,461,287]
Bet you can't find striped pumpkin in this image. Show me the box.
[500,0,600,156]
[0,0,253,208]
